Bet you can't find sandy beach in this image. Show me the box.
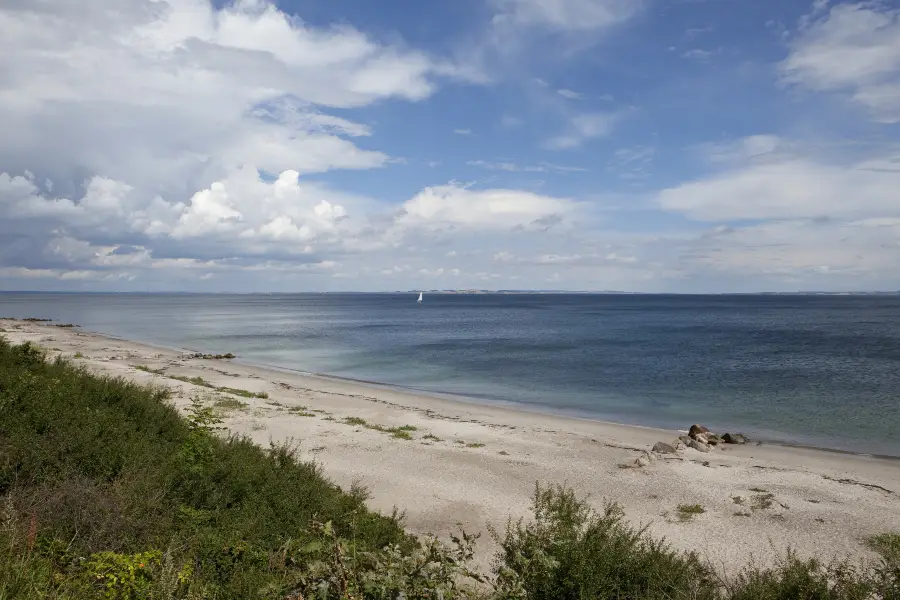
[3,317,899,575]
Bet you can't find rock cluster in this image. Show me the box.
[629,425,748,467]
[680,424,748,453]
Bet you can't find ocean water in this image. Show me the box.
[2,292,899,456]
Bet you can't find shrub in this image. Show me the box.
[490,484,720,600]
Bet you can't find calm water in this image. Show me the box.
[2,292,899,456]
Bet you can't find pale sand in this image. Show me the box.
[3,318,899,576]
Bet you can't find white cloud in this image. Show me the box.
[547,112,619,149]
[396,182,578,230]
[682,49,713,61]
[454,129,474,135]
[0,0,452,204]
[557,88,582,99]
[467,160,587,173]
[489,0,640,32]
[781,3,900,122]
[658,156,900,221]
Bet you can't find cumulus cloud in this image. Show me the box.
[657,156,900,221]
[781,2,900,122]
[395,183,578,230]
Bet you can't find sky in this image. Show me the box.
[1,0,899,293]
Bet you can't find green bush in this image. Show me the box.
[490,484,719,600]
[0,338,410,598]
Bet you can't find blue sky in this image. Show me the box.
[1,0,899,292]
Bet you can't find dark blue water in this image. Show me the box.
[2,292,899,456]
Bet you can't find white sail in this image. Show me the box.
[417,292,423,303]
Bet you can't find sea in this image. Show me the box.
[2,292,899,457]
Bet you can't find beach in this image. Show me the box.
[4,317,899,575]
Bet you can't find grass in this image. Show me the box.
[422,433,442,442]
[676,504,706,522]
[216,386,268,399]
[341,417,415,440]
[213,396,248,412]
[466,442,486,448]
[732,496,746,505]
[0,339,411,599]
[73,352,84,359]
[132,366,268,398]
[287,406,316,417]
[2,337,899,600]
[867,533,900,564]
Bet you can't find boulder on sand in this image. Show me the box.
[687,439,710,453]
[652,441,677,454]
[688,424,710,438]
[722,433,748,444]
[679,435,693,445]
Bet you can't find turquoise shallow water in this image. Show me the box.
[2,292,899,456]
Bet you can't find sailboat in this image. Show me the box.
[417,292,423,304]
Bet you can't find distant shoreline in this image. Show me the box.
[2,290,900,296]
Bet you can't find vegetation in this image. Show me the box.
[676,504,706,522]
[132,365,268,399]
[341,417,416,440]
[213,396,249,413]
[0,339,410,599]
[2,337,898,599]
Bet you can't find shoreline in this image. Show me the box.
[2,317,899,575]
[55,327,900,461]
[7,317,894,460]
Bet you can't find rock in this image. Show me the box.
[688,424,710,438]
[687,439,710,453]
[635,454,651,468]
[722,433,748,444]
[652,441,677,454]
[706,433,721,446]
[679,435,693,445]
[693,433,709,445]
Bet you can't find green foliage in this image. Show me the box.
[213,396,248,412]
[676,504,705,521]
[466,442,486,448]
[0,338,410,599]
[490,484,720,600]
[868,533,900,564]
[83,550,162,599]
[216,387,268,399]
[725,552,877,600]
